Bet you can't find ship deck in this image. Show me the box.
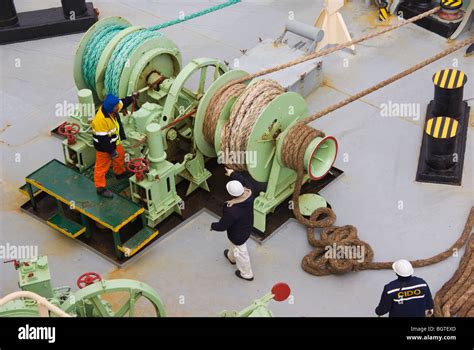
[0,0,473,316]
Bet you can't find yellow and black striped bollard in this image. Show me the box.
[438,0,464,21]
[378,4,390,22]
[425,116,459,170]
[432,68,467,118]
[417,69,469,185]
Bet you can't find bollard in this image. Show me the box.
[61,0,88,20]
[432,68,467,118]
[416,70,469,185]
[413,0,432,8]
[0,0,18,28]
[425,116,459,170]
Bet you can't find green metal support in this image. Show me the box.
[112,231,122,258]
[80,213,92,239]
[221,292,275,317]
[56,199,64,214]
[26,183,37,210]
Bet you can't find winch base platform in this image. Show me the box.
[21,159,342,265]
[25,159,144,231]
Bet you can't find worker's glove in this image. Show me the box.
[110,150,119,160]
[121,95,134,106]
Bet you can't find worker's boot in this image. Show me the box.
[235,270,254,281]
[224,249,236,265]
[97,187,114,198]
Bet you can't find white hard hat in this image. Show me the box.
[226,180,244,197]
[392,259,414,277]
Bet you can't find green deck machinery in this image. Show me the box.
[0,256,289,317]
[25,15,337,259]
[0,256,166,317]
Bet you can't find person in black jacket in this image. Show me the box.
[375,259,434,317]
[211,167,255,281]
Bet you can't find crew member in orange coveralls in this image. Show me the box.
[91,93,135,198]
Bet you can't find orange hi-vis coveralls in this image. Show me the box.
[91,97,132,188]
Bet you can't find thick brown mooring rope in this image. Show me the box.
[434,219,474,317]
[201,5,474,281]
[203,7,443,133]
[220,80,285,171]
[284,36,474,276]
[296,36,474,126]
[231,7,441,85]
[203,82,246,145]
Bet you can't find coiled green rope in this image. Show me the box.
[104,30,163,96]
[82,24,128,92]
[82,0,241,97]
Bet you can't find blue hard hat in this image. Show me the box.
[102,94,120,114]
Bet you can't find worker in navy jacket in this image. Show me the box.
[375,259,434,317]
[211,167,256,281]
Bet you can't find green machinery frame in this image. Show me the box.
[194,71,338,232]
[0,256,166,317]
[0,256,288,317]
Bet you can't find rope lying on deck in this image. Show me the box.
[204,4,474,279]
[289,37,474,276]
[434,212,474,317]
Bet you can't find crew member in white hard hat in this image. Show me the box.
[210,167,255,281]
[375,259,434,317]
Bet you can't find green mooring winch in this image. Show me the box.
[21,15,338,259]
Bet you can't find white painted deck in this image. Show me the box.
[0,0,473,316]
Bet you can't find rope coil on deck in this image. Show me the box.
[294,37,474,276]
[434,225,474,317]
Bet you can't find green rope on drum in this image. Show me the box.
[104,30,163,96]
[82,24,128,93]
[81,0,241,97]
